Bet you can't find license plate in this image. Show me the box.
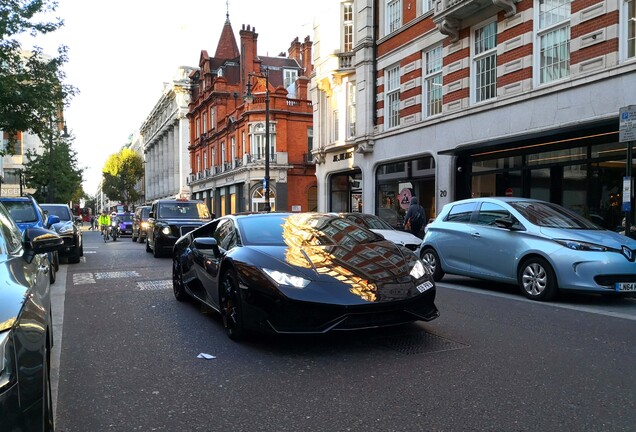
[615,282,636,292]
[416,281,434,293]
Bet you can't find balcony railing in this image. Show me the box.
[246,153,277,164]
[337,53,354,70]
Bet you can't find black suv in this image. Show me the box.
[146,199,212,257]
[132,205,151,243]
[40,203,83,263]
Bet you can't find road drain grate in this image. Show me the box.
[372,331,470,355]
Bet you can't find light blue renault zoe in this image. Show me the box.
[420,197,636,301]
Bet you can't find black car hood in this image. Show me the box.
[248,240,423,304]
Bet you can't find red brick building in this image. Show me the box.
[187,16,316,215]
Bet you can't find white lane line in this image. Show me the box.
[441,284,636,321]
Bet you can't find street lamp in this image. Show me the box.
[244,68,271,212]
[47,117,69,203]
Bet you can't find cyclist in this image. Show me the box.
[98,210,111,239]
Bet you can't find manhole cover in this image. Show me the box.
[373,331,469,355]
[94,271,140,280]
[137,280,172,291]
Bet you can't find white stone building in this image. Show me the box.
[140,66,197,202]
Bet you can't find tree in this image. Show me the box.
[0,0,77,149]
[102,148,144,205]
[22,129,84,203]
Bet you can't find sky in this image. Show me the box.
[22,0,315,195]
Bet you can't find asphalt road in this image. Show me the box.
[51,228,636,432]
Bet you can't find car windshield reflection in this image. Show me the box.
[510,201,601,230]
[239,213,384,246]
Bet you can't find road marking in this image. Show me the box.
[137,280,172,291]
[441,284,636,321]
[94,271,140,279]
[73,272,96,285]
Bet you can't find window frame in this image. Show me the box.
[423,45,443,117]
[386,0,402,34]
[471,19,498,104]
[534,0,571,86]
[385,65,401,129]
[621,0,636,62]
[343,2,354,52]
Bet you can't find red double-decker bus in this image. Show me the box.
[72,205,92,222]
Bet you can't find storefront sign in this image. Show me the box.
[399,188,413,210]
[333,151,353,162]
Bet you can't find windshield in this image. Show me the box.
[344,214,394,230]
[158,202,211,219]
[1,201,38,223]
[239,213,383,246]
[41,204,72,221]
[118,213,133,222]
[509,201,601,229]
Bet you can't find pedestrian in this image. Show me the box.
[404,196,426,238]
[90,215,96,230]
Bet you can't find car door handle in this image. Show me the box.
[471,232,481,238]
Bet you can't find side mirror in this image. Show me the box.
[24,227,63,254]
[193,237,220,256]
[47,215,61,227]
[494,217,516,230]
[149,211,155,219]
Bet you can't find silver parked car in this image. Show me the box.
[420,197,636,301]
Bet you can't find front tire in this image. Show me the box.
[172,257,188,301]
[219,270,246,341]
[518,257,557,301]
[68,245,81,264]
[421,248,444,281]
[152,238,162,258]
[49,258,56,285]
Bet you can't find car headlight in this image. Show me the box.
[58,225,74,235]
[141,222,149,228]
[410,260,428,279]
[555,239,608,252]
[0,331,17,391]
[161,226,171,235]
[263,268,310,288]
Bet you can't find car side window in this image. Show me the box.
[213,219,235,251]
[477,203,510,226]
[445,202,478,223]
[0,204,23,255]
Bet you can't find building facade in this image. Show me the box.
[187,17,316,215]
[140,66,196,203]
[312,0,636,236]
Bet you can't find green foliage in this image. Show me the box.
[101,148,144,205]
[22,127,84,203]
[0,0,77,150]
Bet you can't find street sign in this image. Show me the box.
[619,105,636,142]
